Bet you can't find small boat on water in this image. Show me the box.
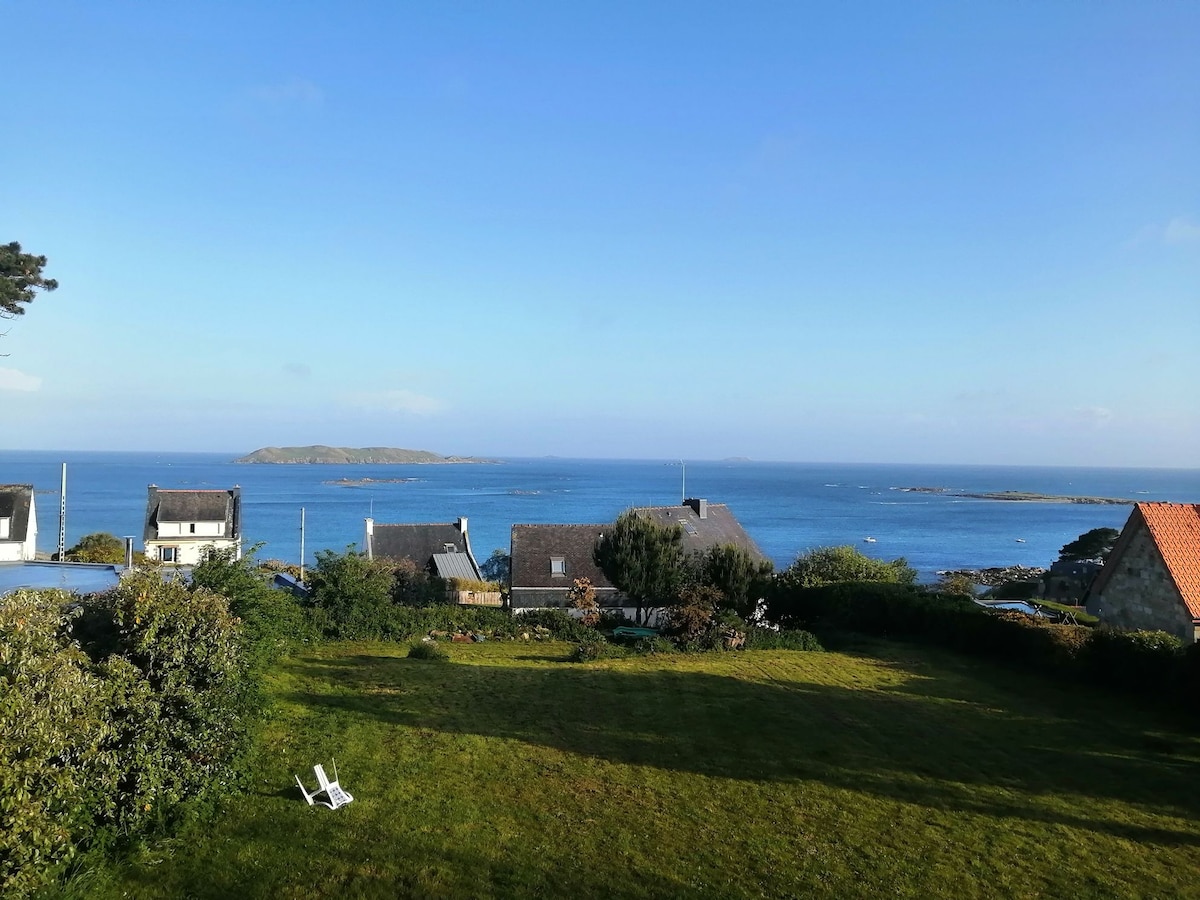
[863,536,876,543]
[1015,538,1026,543]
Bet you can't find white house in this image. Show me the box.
[0,484,37,562]
[143,485,242,565]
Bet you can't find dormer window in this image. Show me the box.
[444,543,457,553]
[550,557,566,577]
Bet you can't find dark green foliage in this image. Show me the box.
[742,628,825,651]
[391,557,451,608]
[1058,527,1120,562]
[479,549,511,586]
[661,583,723,644]
[1,577,256,898]
[593,510,686,625]
[407,642,449,662]
[0,241,58,318]
[777,545,917,591]
[59,532,125,564]
[0,592,106,898]
[513,609,603,643]
[191,545,311,668]
[1080,628,1183,692]
[307,548,398,638]
[697,544,774,619]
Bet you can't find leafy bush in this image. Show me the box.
[191,545,311,668]
[743,628,824,651]
[407,642,449,662]
[570,641,630,663]
[1080,628,1183,694]
[776,545,917,591]
[0,591,108,899]
[80,572,256,834]
[307,548,398,638]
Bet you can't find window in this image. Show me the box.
[0,517,9,540]
[161,546,177,563]
[189,523,197,534]
[444,543,457,553]
[550,557,566,577]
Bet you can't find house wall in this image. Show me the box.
[509,586,625,610]
[155,521,225,538]
[0,494,36,562]
[1089,524,1196,643]
[145,537,240,567]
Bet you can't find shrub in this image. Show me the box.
[570,641,629,663]
[191,545,311,669]
[776,545,917,592]
[80,572,256,834]
[407,642,449,662]
[662,584,723,645]
[307,548,397,638]
[1081,628,1184,694]
[743,628,824,652]
[0,591,108,899]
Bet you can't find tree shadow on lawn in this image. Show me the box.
[280,652,1200,847]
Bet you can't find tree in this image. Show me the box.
[307,547,397,637]
[697,544,774,620]
[776,545,917,591]
[1058,527,1120,562]
[60,532,125,564]
[480,549,511,585]
[593,511,686,625]
[1,242,58,318]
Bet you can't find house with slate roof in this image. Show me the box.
[363,517,482,581]
[631,498,767,562]
[0,484,37,562]
[509,499,764,614]
[1086,502,1200,644]
[143,485,242,565]
[510,523,624,611]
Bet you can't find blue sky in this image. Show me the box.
[4,1,1198,466]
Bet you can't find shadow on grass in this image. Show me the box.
[281,650,1200,848]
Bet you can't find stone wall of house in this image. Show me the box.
[1090,524,1195,643]
[509,586,624,610]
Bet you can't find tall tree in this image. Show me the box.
[0,242,58,318]
[698,544,775,620]
[593,511,685,625]
[1058,527,1120,562]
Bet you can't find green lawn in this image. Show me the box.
[70,640,1200,899]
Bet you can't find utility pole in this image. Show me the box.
[299,506,306,584]
[58,463,66,561]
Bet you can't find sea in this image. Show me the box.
[3,451,1199,582]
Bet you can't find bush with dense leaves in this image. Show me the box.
[1,576,256,898]
[743,628,825,652]
[407,642,449,661]
[0,592,108,899]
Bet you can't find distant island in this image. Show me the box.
[898,487,1136,505]
[235,446,495,465]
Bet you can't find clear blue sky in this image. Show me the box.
[5,1,1198,466]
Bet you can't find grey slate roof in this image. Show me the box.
[631,499,766,562]
[0,484,34,543]
[143,485,241,542]
[510,523,615,589]
[369,522,480,578]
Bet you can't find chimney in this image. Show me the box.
[685,498,708,519]
[364,517,374,559]
[124,536,134,569]
[456,516,468,535]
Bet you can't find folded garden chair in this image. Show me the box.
[295,759,354,809]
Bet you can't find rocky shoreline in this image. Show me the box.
[937,565,1047,586]
[899,487,1136,505]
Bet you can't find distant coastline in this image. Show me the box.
[898,487,1137,505]
[234,445,497,465]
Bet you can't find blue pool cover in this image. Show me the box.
[0,562,122,596]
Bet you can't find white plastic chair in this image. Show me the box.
[295,759,354,809]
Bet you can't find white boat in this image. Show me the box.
[863,536,877,543]
[1015,538,1026,543]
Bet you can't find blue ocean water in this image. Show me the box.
[2,451,1198,580]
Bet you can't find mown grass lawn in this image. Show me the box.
[71,640,1200,899]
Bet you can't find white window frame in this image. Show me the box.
[161,546,178,563]
[0,517,10,540]
[550,556,566,577]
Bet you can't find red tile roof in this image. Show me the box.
[1138,503,1200,620]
